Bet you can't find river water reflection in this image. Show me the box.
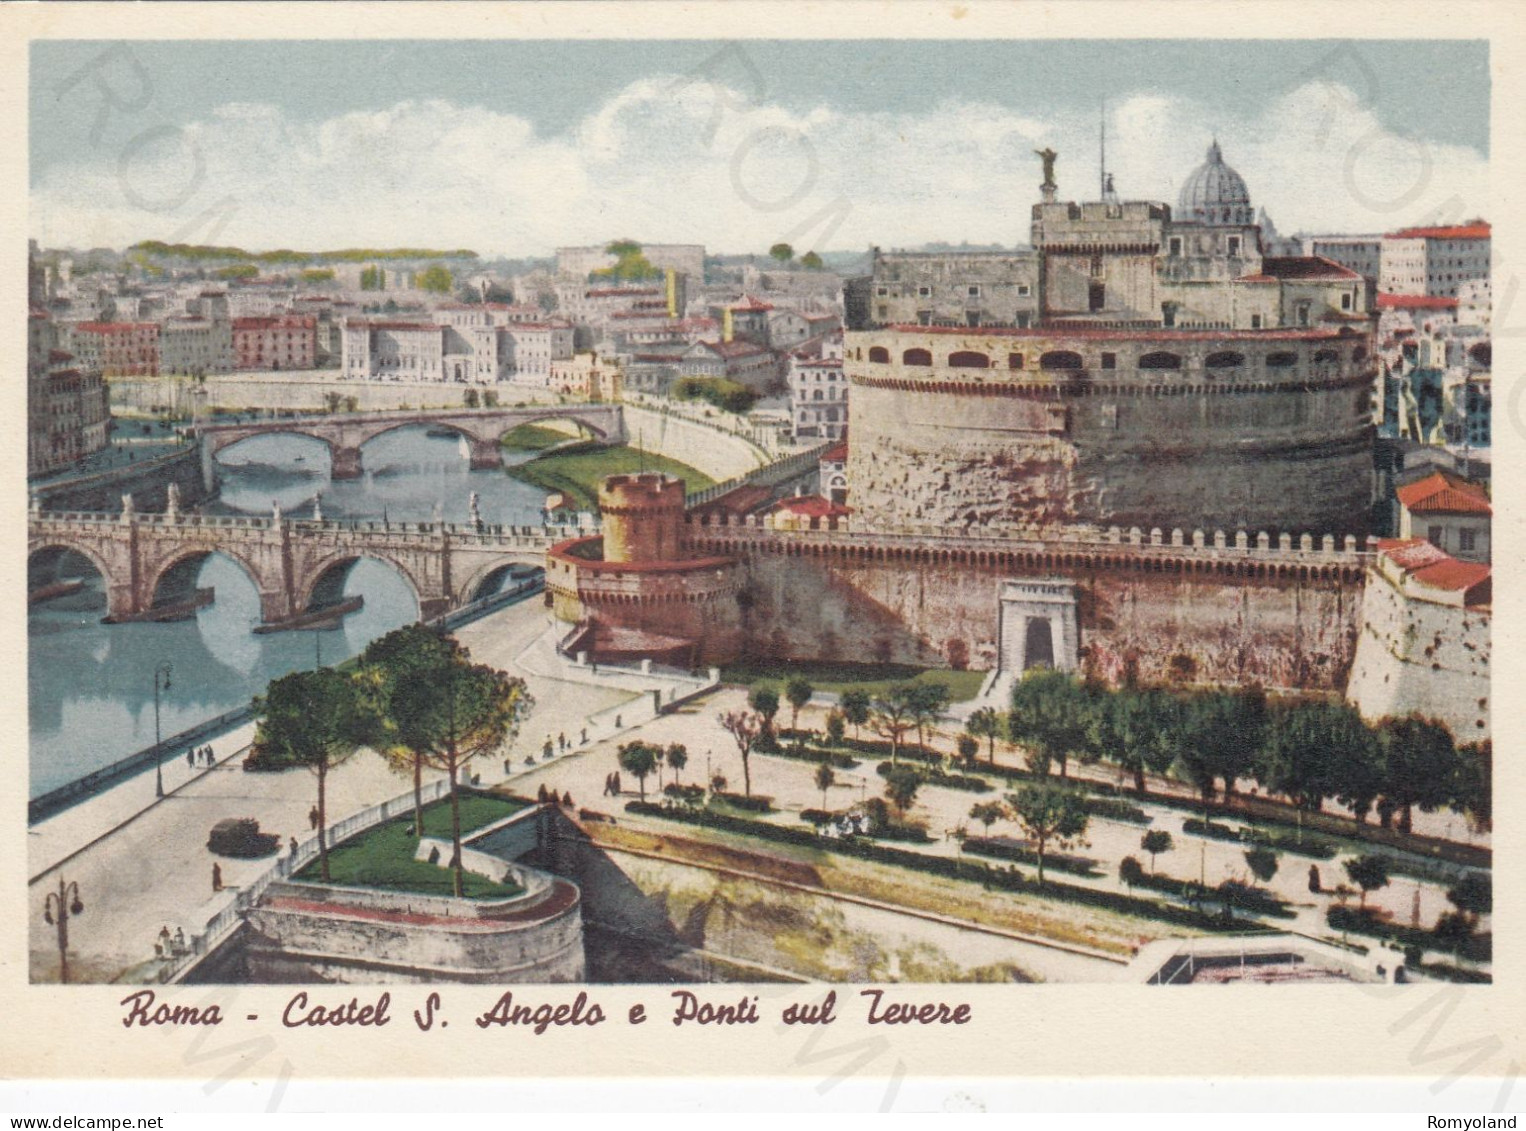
[29,428,552,798]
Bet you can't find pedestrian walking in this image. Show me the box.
[562,791,573,809]
[559,732,567,751]
[580,728,588,745]
[504,758,512,775]
[614,772,622,795]
[212,862,223,892]
[186,749,195,769]
[308,805,319,831]
[289,836,299,861]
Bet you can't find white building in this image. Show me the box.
[160,316,233,376]
[341,318,572,384]
[1380,223,1490,299]
[789,333,848,440]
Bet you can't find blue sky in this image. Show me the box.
[30,39,1490,255]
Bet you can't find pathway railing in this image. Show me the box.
[157,777,453,984]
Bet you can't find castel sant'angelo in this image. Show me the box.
[552,144,1487,735]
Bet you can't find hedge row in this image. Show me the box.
[762,742,860,770]
[1182,817,1338,860]
[960,837,1099,877]
[1125,870,1297,920]
[713,791,773,814]
[1327,906,1492,963]
[622,801,1251,933]
[874,761,993,794]
[1083,797,1152,826]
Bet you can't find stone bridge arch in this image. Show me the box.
[28,539,117,606]
[458,554,546,605]
[298,548,433,622]
[138,543,272,623]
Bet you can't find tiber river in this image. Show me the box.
[29,428,554,799]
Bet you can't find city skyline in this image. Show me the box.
[31,39,1489,257]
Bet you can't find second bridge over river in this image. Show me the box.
[195,403,627,488]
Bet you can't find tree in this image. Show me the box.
[1244,846,1280,887]
[825,711,846,748]
[907,682,951,756]
[1453,741,1492,833]
[463,388,480,408]
[969,800,1005,837]
[1088,688,1177,795]
[1344,855,1391,910]
[956,734,979,769]
[799,251,824,270]
[748,686,781,746]
[883,765,921,816]
[784,676,814,746]
[720,710,762,797]
[1007,784,1089,884]
[1008,669,1092,778]
[666,743,688,785]
[840,688,872,740]
[1255,700,1358,818]
[814,760,836,809]
[252,668,366,882]
[618,741,660,801]
[1376,716,1458,834]
[1119,856,1146,890]
[966,707,1003,765]
[768,243,794,264]
[359,626,532,896]
[869,683,919,765]
[1140,829,1174,873]
[1176,689,1264,806]
[358,625,460,837]
[1446,872,1491,926]
[418,264,455,294]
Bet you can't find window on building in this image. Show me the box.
[967,285,981,298]
[1459,528,1477,553]
[1227,236,1242,257]
[1427,525,1445,549]
[1251,314,1263,329]
[1008,353,1024,370]
[918,286,932,298]
[1017,284,1031,296]
[876,287,888,297]
[1169,237,1183,257]
[1341,292,1353,310]
[1100,352,1116,370]
[1089,283,1106,312]
[1090,256,1105,278]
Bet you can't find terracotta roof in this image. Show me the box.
[73,321,158,334]
[701,338,771,359]
[819,439,849,461]
[1395,469,1491,516]
[1375,537,1491,602]
[772,494,852,518]
[883,324,1363,342]
[1386,222,1490,241]
[729,294,774,312]
[1259,256,1363,281]
[1377,293,1459,310]
[1374,537,1449,571]
[689,484,775,518]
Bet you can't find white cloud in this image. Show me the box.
[30,77,1488,255]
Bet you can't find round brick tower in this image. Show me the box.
[546,473,743,666]
[597,473,686,563]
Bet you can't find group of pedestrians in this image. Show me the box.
[184,744,216,769]
[602,772,624,797]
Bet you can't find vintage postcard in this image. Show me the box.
[4,0,1524,1102]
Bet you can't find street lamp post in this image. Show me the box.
[153,662,173,798]
[42,878,84,984]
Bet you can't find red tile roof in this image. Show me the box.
[1395,470,1491,516]
[1376,537,1491,602]
[1259,256,1362,281]
[773,494,852,518]
[819,439,849,461]
[1386,223,1491,241]
[729,294,775,312]
[702,338,771,359]
[1377,293,1459,310]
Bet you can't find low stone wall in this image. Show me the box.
[536,817,1120,983]
[112,372,562,415]
[1346,565,1491,741]
[31,446,205,513]
[621,402,772,482]
[243,876,585,984]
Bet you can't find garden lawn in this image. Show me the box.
[500,423,578,451]
[298,792,529,899]
[721,659,988,701]
[504,442,716,510]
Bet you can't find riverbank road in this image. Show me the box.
[26,598,644,983]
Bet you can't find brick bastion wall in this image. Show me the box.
[844,326,1375,537]
[681,519,1369,693]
